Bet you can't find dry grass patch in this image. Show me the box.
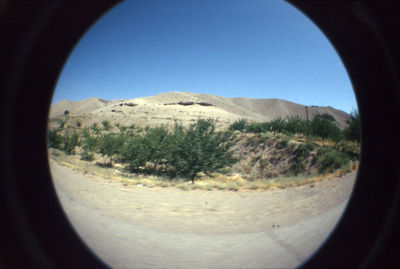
[48,148,354,192]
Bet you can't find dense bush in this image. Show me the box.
[276,138,289,149]
[317,147,350,173]
[343,109,360,142]
[81,129,98,152]
[334,140,360,160]
[284,116,308,135]
[246,122,271,133]
[48,112,358,181]
[228,113,345,142]
[97,133,125,166]
[229,119,248,132]
[168,119,237,182]
[47,130,79,154]
[310,114,342,143]
[121,135,149,172]
[61,131,80,155]
[142,126,171,171]
[47,130,63,149]
[289,142,316,174]
[119,119,237,182]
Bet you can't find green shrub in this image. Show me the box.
[288,142,315,174]
[102,120,111,130]
[121,135,149,172]
[81,129,98,152]
[97,133,125,166]
[167,119,238,183]
[118,119,237,181]
[277,138,289,149]
[115,124,127,133]
[229,119,248,132]
[343,109,361,142]
[284,115,309,135]
[317,147,350,173]
[59,120,66,129]
[269,118,286,134]
[290,157,306,175]
[334,140,360,160]
[61,131,80,155]
[310,113,342,143]
[143,125,170,171]
[47,129,62,149]
[91,123,100,134]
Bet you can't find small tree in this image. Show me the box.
[82,128,98,152]
[168,119,237,183]
[269,118,286,134]
[285,115,308,135]
[143,125,170,172]
[229,119,248,132]
[62,131,80,155]
[120,135,149,172]
[344,109,361,142]
[47,129,62,149]
[310,113,341,144]
[97,133,123,166]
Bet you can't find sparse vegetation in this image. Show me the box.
[80,150,94,161]
[317,147,350,173]
[102,120,111,130]
[48,106,360,189]
[229,119,248,132]
[288,142,315,175]
[91,123,101,134]
[58,120,66,129]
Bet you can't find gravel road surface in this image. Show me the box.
[50,160,356,269]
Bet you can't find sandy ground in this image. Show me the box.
[50,159,357,269]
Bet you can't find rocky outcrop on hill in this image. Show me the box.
[164,101,213,106]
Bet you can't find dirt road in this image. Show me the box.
[50,160,356,269]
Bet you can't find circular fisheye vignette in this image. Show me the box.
[46,1,366,269]
[0,1,122,268]
[289,2,400,267]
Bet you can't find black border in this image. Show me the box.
[0,1,399,268]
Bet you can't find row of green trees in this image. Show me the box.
[229,110,360,143]
[48,119,237,183]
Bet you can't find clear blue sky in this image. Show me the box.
[53,0,357,113]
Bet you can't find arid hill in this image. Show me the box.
[49,91,350,129]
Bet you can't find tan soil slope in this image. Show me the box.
[49,97,123,117]
[49,91,350,129]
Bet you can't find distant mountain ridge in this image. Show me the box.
[49,91,350,129]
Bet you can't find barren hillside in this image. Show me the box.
[49,91,349,129]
